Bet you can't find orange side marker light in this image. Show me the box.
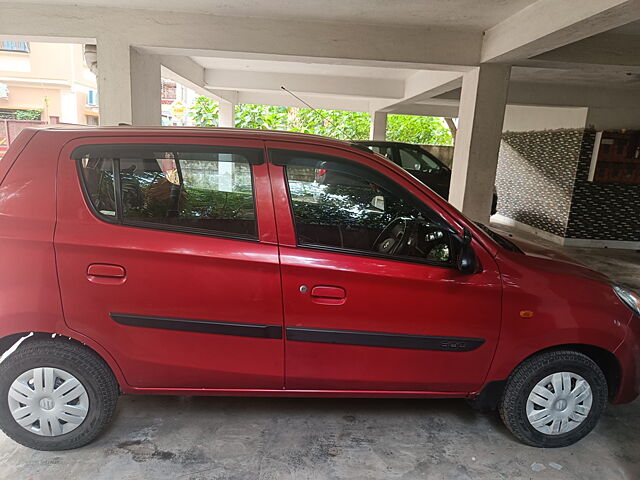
[520,310,534,319]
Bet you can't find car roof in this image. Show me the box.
[352,140,420,148]
[26,125,358,149]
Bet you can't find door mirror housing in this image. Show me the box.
[457,228,478,274]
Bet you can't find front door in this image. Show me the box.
[55,137,284,389]
[268,141,501,392]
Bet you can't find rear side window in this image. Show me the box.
[77,145,261,240]
[397,147,444,173]
[368,145,393,160]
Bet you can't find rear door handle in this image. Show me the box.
[87,264,126,284]
[310,285,346,305]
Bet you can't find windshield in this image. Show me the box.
[474,222,524,254]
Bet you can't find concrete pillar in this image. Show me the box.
[96,37,161,126]
[96,35,132,126]
[449,64,511,223]
[370,111,387,141]
[130,48,161,126]
[218,100,235,127]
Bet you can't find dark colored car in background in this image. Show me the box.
[349,141,498,215]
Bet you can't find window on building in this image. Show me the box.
[591,131,640,185]
[277,149,455,266]
[87,90,98,106]
[77,145,261,239]
[0,41,30,53]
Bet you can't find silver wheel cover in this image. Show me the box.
[526,372,593,435]
[8,367,89,436]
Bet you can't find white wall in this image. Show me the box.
[501,104,640,133]
[586,107,640,131]
[502,105,588,132]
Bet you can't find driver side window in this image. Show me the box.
[275,149,455,266]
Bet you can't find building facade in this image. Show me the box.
[0,41,99,125]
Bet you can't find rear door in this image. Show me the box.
[268,141,501,392]
[55,136,284,389]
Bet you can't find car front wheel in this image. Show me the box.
[499,350,608,448]
[0,338,119,450]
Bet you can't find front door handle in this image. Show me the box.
[311,286,346,299]
[310,285,346,305]
[87,263,126,284]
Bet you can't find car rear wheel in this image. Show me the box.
[499,350,607,447]
[0,338,119,450]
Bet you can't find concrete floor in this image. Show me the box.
[1,232,639,479]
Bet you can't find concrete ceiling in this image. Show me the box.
[2,0,640,120]
[510,66,640,86]
[607,19,640,34]
[192,57,415,80]
[0,0,536,28]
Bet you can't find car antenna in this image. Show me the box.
[280,85,346,136]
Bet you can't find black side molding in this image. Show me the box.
[110,313,282,339]
[286,327,484,352]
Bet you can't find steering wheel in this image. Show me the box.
[372,218,411,255]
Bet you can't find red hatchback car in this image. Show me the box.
[0,127,638,451]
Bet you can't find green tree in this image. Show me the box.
[234,104,288,130]
[188,96,452,145]
[387,115,453,145]
[188,96,219,126]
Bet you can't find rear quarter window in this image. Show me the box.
[76,144,262,240]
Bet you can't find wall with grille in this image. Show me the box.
[495,128,640,243]
[495,129,583,237]
[566,131,640,242]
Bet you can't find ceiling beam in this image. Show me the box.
[159,56,237,103]
[0,3,482,68]
[481,0,640,63]
[231,91,372,112]
[390,103,459,118]
[531,33,640,67]
[204,69,404,99]
[436,82,640,109]
[371,71,462,113]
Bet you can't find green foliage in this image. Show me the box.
[287,108,370,140]
[387,115,453,146]
[188,97,219,126]
[188,96,452,145]
[14,109,42,121]
[234,104,289,130]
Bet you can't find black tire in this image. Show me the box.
[0,338,119,450]
[499,350,607,448]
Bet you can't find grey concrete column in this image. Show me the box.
[449,64,511,223]
[370,111,387,140]
[130,48,161,126]
[218,100,235,127]
[96,35,132,125]
[96,38,161,126]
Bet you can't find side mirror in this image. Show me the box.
[457,228,478,274]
